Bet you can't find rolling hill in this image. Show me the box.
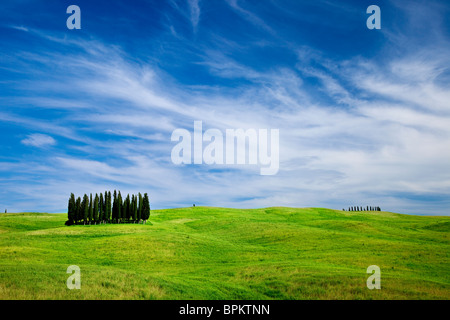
[0,207,448,299]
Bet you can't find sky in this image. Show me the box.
[0,0,449,215]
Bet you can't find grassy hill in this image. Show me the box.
[0,207,448,299]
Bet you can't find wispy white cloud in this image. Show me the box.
[9,25,28,32]
[188,0,201,31]
[21,133,56,148]
[225,0,276,35]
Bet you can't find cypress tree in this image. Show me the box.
[93,193,99,224]
[67,196,71,222]
[89,193,93,224]
[124,194,129,222]
[142,193,150,223]
[106,191,111,222]
[80,195,84,224]
[128,194,132,222]
[118,191,123,223]
[68,193,76,224]
[82,194,89,224]
[102,191,108,223]
[130,195,134,222]
[76,197,81,224]
[99,192,104,224]
[123,194,127,223]
[138,193,143,223]
[132,195,137,223]
[112,190,117,223]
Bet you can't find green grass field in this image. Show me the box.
[0,207,448,299]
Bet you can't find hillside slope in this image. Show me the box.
[0,207,448,299]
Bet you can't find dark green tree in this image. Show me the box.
[138,193,143,223]
[106,191,111,222]
[67,193,76,225]
[82,194,89,225]
[142,193,150,223]
[132,195,137,222]
[112,190,117,223]
[123,194,129,222]
[89,193,93,224]
[75,197,81,224]
[99,192,104,223]
[102,191,108,223]
[93,193,99,224]
[117,191,123,223]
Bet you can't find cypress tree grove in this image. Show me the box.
[65,191,151,226]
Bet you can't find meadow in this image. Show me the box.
[0,207,448,299]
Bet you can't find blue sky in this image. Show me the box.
[1,0,449,215]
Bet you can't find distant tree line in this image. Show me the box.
[66,191,150,225]
[343,206,381,212]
